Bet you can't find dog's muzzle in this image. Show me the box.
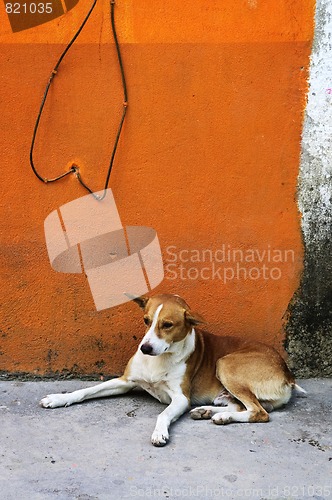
[140,343,154,355]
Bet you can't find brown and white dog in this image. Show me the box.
[40,293,305,446]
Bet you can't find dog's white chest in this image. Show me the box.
[139,381,172,404]
[128,352,187,404]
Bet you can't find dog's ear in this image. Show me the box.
[124,293,149,309]
[184,309,205,326]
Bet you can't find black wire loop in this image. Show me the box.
[29,0,127,201]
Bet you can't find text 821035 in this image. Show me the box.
[5,2,53,14]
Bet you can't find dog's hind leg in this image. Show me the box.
[212,391,269,425]
[190,393,244,420]
[211,356,270,425]
[190,401,243,420]
[40,376,136,408]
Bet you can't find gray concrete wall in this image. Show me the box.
[286,0,332,377]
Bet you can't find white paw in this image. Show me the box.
[39,393,73,408]
[190,407,212,420]
[212,412,232,425]
[213,389,232,406]
[151,429,169,447]
[213,395,230,406]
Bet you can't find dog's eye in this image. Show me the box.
[162,321,173,329]
[143,317,150,326]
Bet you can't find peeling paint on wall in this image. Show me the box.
[285,0,332,377]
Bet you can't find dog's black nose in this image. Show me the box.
[141,343,153,355]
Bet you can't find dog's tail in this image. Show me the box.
[292,383,307,398]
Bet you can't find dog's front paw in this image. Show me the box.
[151,429,169,447]
[190,406,212,420]
[40,393,73,409]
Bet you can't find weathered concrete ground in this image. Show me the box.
[0,379,331,500]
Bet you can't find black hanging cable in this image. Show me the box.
[29,0,127,200]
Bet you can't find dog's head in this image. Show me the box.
[128,293,204,356]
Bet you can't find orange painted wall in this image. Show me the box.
[0,0,314,376]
